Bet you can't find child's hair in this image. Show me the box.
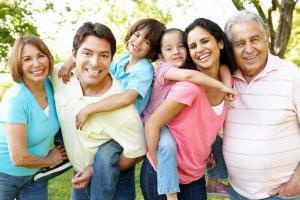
[73,22,116,60]
[8,35,54,83]
[184,18,237,73]
[125,18,166,62]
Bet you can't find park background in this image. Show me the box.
[0,0,300,199]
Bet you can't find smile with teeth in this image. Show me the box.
[86,68,101,75]
[244,54,258,60]
[198,53,210,61]
[31,69,45,75]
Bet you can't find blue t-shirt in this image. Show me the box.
[0,78,59,176]
[110,54,154,114]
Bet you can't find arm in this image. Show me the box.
[58,56,75,83]
[270,162,300,197]
[145,99,186,169]
[165,67,235,95]
[76,90,139,129]
[4,123,67,168]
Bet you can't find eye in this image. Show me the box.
[201,39,209,44]
[145,39,151,46]
[235,42,244,48]
[23,57,32,62]
[134,32,140,37]
[101,54,110,59]
[38,54,46,58]
[82,51,91,56]
[188,43,196,50]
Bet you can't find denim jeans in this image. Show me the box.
[207,135,228,179]
[157,126,180,194]
[228,184,300,200]
[140,158,207,200]
[71,140,135,200]
[0,172,48,200]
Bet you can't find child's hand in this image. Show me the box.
[58,57,75,84]
[76,106,91,130]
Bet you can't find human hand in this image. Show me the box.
[58,57,75,83]
[207,153,216,169]
[47,145,68,166]
[269,179,300,198]
[76,106,91,130]
[72,165,93,189]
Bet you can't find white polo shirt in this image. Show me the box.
[224,54,300,199]
[51,66,146,172]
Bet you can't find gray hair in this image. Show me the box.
[224,10,268,41]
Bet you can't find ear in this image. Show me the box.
[218,40,224,50]
[72,49,76,63]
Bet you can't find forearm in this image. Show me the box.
[86,91,138,115]
[118,154,144,170]
[219,64,232,88]
[145,121,161,169]
[10,151,52,168]
[188,71,229,90]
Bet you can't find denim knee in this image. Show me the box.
[158,126,176,158]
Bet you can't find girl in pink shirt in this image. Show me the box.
[141,18,236,200]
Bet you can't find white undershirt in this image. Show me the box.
[211,101,224,116]
[43,105,49,117]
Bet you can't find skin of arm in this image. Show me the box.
[270,162,300,197]
[145,99,186,169]
[164,66,235,96]
[219,64,232,88]
[4,123,67,168]
[58,56,75,83]
[76,89,139,129]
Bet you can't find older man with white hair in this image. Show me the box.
[223,10,300,199]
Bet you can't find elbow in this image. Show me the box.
[182,71,194,81]
[11,154,25,167]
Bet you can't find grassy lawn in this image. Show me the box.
[49,163,228,200]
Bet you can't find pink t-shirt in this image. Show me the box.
[167,81,227,184]
[142,62,175,123]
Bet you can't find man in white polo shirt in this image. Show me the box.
[223,10,300,199]
[51,22,146,200]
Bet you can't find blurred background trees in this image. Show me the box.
[0,0,299,68]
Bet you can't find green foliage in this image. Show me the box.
[0,81,12,101]
[285,6,300,66]
[0,0,38,63]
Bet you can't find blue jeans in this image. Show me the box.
[0,172,48,200]
[207,135,228,179]
[229,184,300,200]
[71,140,135,200]
[157,126,180,194]
[140,158,207,200]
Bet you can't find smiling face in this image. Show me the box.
[187,26,224,71]
[21,44,50,85]
[160,31,187,67]
[230,20,269,81]
[127,28,151,60]
[73,35,112,87]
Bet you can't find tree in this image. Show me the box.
[0,0,54,66]
[232,0,299,58]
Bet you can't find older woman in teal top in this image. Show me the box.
[0,35,67,200]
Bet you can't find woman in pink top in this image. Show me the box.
[140,18,236,200]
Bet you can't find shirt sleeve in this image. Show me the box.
[167,82,200,106]
[125,61,154,99]
[0,97,27,124]
[155,62,175,86]
[293,69,300,124]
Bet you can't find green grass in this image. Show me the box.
[48,163,228,200]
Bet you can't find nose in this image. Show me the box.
[90,55,100,67]
[196,44,204,53]
[173,47,180,54]
[244,42,254,53]
[32,57,41,67]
